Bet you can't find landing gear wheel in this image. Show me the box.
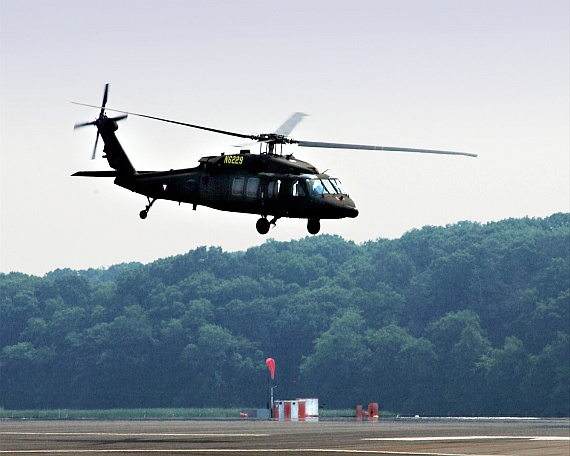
[307,219,320,235]
[256,217,270,235]
[140,197,156,220]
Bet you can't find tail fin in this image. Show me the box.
[98,119,137,175]
[72,119,136,177]
[73,84,136,175]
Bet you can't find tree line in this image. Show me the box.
[1,213,568,416]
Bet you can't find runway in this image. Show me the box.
[1,418,568,455]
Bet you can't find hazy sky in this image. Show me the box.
[1,0,569,276]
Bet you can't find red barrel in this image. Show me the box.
[368,403,379,420]
[356,405,363,420]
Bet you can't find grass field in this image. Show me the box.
[0,408,243,420]
[0,408,394,420]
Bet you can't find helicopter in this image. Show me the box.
[73,84,476,235]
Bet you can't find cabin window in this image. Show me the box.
[268,179,281,199]
[246,178,260,198]
[232,177,245,196]
[292,180,306,197]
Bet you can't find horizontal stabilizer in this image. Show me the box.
[72,171,118,177]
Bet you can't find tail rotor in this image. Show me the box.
[73,84,127,159]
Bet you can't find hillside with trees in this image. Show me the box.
[1,214,568,416]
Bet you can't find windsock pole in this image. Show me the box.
[266,358,276,418]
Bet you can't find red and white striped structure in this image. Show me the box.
[274,398,319,422]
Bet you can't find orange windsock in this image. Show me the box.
[266,358,275,380]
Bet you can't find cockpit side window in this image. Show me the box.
[307,179,327,196]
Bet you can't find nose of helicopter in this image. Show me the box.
[335,195,358,218]
[345,205,359,218]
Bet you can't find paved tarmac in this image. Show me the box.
[1,417,568,455]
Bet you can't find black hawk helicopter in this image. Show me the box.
[73,84,476,235]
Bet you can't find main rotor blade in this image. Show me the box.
[71,103,258,141]
[72,100,476,157]
[295,140,477,158]
[128,112,258,140]
[274,112,308,136]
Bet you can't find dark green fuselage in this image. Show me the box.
[74,118,358,227]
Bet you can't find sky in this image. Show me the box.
[1,0,569,276]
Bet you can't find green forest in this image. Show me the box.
[1,214,568,416]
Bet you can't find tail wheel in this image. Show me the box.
[139,197,156,220]
[307,219,320,235]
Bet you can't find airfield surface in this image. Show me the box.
[1,417,568,455]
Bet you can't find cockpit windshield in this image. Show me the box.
[307,178,347,196]
[322,179,337,194]
[330,178,346,195]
